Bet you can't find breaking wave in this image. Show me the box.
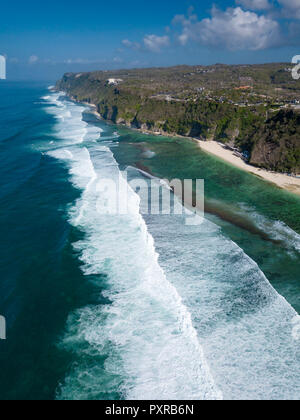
[43,93,300,401]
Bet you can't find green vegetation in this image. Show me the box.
[247,110,300,173]
[57,63,300,173]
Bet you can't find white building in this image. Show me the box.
[107,78,123,86]
[0,55,6,80]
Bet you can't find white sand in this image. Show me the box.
[197,140,300,196]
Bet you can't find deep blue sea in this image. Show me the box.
[0,82,299,400]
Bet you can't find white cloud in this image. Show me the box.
[177,7,280,50]
[122,39,141,50]
[236,0,272,10]
[121,2,299,55]
[278,0,300,18]
[122,35,169,53]
[122,39,144,51]
[113,56,123,63]
[64,58,109,65]
[29,55,39,64]
[237,0,300,18]
[122,39,133,48]
[278,0,300,9]
[143,35,170,52]
[65,58,89,64]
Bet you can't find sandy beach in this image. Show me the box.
[197,140,300,196]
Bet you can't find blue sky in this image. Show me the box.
[1,0,300,80]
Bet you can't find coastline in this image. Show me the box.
[197,139,300,196]
[65,94,300,197]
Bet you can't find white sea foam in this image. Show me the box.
[142,149,156,159]
[239,203,300,254]
[46,94,222,400]
[135,172,300,400]
[43,93,103,147]
[45,93,300,401]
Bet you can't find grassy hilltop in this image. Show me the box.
[57,64,300,173]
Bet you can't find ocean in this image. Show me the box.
[0,81,299,400]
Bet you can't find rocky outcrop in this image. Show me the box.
[249,110,300,173]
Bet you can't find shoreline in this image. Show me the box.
[196,140,300,196]
[65,94,300,197]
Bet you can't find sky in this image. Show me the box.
[0,0,300,80]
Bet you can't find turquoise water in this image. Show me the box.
[112,128,300,312]
[0,83,299,400]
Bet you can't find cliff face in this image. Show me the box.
[57,72,257,140]
[249,110,300,173]
[56,69,300,174]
